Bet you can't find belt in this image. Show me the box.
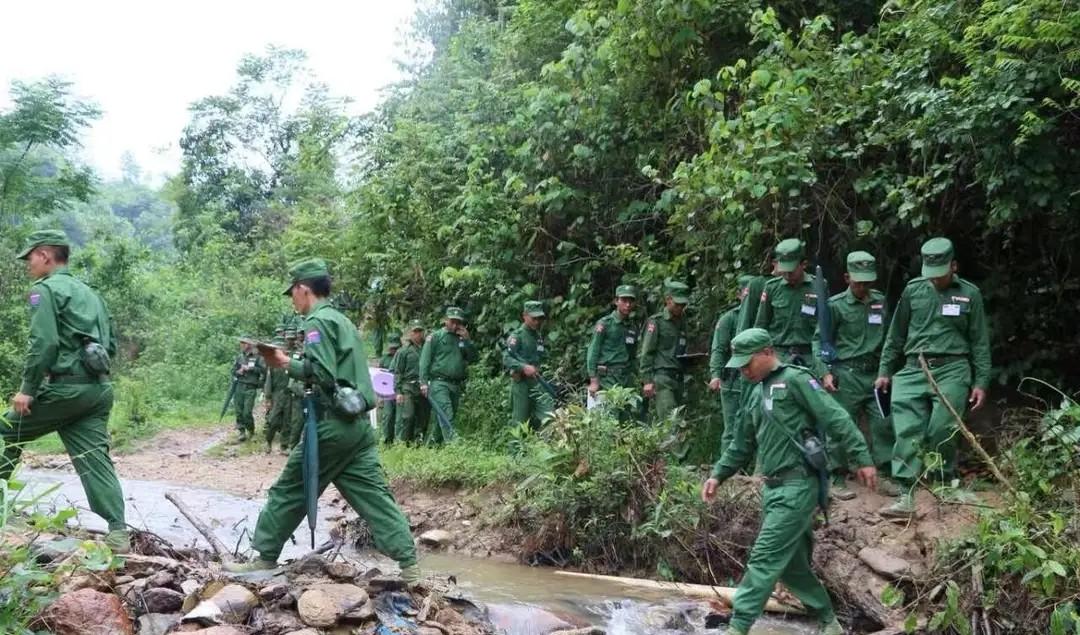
[763,466,810,488]
[597,364,628,376]
[833,356,879,372]
[49,373,108,385]
[431,375,463,384]
[907,354,967,369]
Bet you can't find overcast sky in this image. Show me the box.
[0,0,417,182]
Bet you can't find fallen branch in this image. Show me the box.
[165,491,240,563]
[918,354,1018,497]
[552,570,804,615]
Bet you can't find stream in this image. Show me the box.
[19,469,813,635]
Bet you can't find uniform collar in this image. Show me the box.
[307,299,332,315]
[611,309,627,322]
[844,287,873,304]
[35,265,70,284]
[662,308,681,322]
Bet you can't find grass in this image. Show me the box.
[379,439,528,489]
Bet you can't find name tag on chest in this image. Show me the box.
[536,344,545,352]
[942,304,961,317]
[763,397,773,411]
[801,305,816,316]
[868,313,883,324]
[625,336,635,344]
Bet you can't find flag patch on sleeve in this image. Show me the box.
[808,378,822,391]
[29,293,41,306]
[305,329,321,344]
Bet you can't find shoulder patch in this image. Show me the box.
[646,321,656,333]
[305,329,321,344]
[426,334,434,342]
[760,290,768,302]
[29,292,41,307]
[595,322,605,333]
[507,336,518,346]
[808,378,822,391]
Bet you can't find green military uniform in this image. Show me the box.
[419,307,478,444]
[586,285,638,392]
[878,238,990,489]
[754,239,818,367]
[736,275,770,334]
[712,329,871,635]
[639,281,690,420]
[709,275,755,459]
[813,252,893,471]
[248,258,417,572]
[232,347,266,438]
[503,301,554,429]
[1,230,127,537]
[282,328,304,449]
[264,333,292,451]
[393,321,429,444]
[378,335,401,445]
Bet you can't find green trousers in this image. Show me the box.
[828,364,893,472]
[234,385,258,434]
[250,415,417,566]
[510,378,554,429]
[426,380,460,444]
[651,370,684,421]
[729,479,835,633]
[285,395,304,448]
[1,382,126,531]
[265,389,290,449]
[395,389,429,444]
[891,358,970,484]
[718,374,746,460]
[379,399,397,444]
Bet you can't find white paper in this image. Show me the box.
[942,304,961,317]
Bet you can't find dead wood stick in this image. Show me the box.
[165,491,239,563]
[918,354,1018,497]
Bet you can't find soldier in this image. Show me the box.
[876,238,990,517]
[814,252,898,499]
[227,258,419,583]
[503,301,554,429]
[702,328,877,635]
[735,252,779,335]
[754,239,819,367]
[639,280,691,420]
[231,340,266,442]
[379,334,401,445]
[393,321,429,444]
[708,275,754,458]
[1,230,130,552]
[586,285,638,406]
[264,329,291,453]
[419,307,477,444]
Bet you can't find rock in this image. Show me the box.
[256,608,307,635]
[259,583,289,602]
[147,570,179,590]
[859,547,915,580]
[342,598,375,621]
[142,587,186,613]
[284,630,321,635]
[324,561,360,581]
[137,613,182,635]
[58,571,114,594]
[40,588,134,635]
[31,537,84,563]
[419,529,453,548]
[188,627,246,635]
[117,578,150,602]
[297,583,369,628]
[291,554,329,575]
[365,575,407,594]
[551,629,606,635]
[122,554,186,577]
[115,575,135,585]
[418,627,445,635]
[180,579,202,596]
[182,584,258,625]
[488,605,574,634]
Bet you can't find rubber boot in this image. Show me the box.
[879,491,916,518]
[822,618,845,635]
[400,563,422,587]
[105,530,131,554]
[830,473,856,501]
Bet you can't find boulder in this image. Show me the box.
[58,572,114,594]
[39,588,134,635]
[284,630,321,635]
[142,587,186,614]
[323,561,360,581]
[258,583,290,602]
[297,583,369,628]
[419,529,453,548]
[188,628,246,635]
[182,584,258,625]
[137,613,182,635]
[147,570,179,590]
[251,608,306,635]
[858,547,915,580]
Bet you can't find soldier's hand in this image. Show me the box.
[855,466,878,492]
[588,378,600,396]
[457,327,470,340]
[396,394,405,405]
[523,365,538,378]
[12,392,33,415]
[643,383,656,398]
[420,384,429,397]
[262,349,290,368]
[874,376,891,392]
[708,378,722,392]
[969,387,987,411]
[823,373,838,392]
[701,477,720,502]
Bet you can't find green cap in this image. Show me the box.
[665,280,690,304]
[445,306,466,321]
[284,328,298,338]
[284,257,330,295]
[726,328,774,368]
[407,319,425,332]
[16,229,70,260]
[523,301,546,317]
[615,285,636,299]
[846,251,878,282]
[920,237,954,278]
[274,326,286,335]
[386,333,402,351]
[774,238,805,273]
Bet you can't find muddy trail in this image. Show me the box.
[16,424,997,634]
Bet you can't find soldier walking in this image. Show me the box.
[419,307,477,444]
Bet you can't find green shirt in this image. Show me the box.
[20,266,117,395]
[419,326,478,383]
[736,275,770,334]
[754,274,818,348]
[392,341,422,393]
[639,309,687,381]
[711,364,873,480]
[503,324,546,373]
[877,276,992,389]
[287,300,377,411]
[813,288,888,364]
[266,366,289,394]
[585,310,637,378]
[708,304,740,380]
[233,352,267,387]
[379,353,396,369]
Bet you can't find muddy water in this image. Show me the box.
[21,469,811,635]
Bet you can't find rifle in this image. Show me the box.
[426,394,457,442]
[814,265,837,367]
[218,375,239,422]
[502,343,558,400]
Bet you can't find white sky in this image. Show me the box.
[0,0,418,182]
